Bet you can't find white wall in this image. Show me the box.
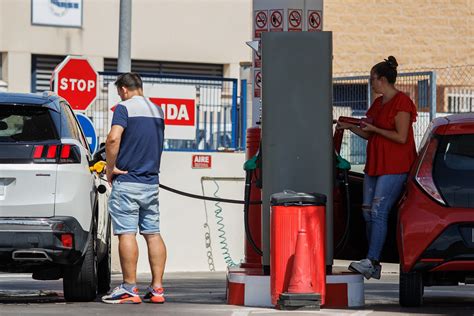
[111,151,248,273]
[0,52,7,91]
[0,1,3,51]
[4,52,30,92]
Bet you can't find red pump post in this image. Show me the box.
[241,127,262,268]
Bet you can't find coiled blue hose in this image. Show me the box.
[212,180,239,267]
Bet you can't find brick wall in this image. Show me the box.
[325,0,473,74]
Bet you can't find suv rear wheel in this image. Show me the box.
[63,235,98,301]
[399,267,423,307]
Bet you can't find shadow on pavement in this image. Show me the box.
[138,273,227,305]
[365,276,474,315]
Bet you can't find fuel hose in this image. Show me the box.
[158,183,262,205]
[243,169,263,256]
[334,153,352,255]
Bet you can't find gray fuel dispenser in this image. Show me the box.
[260,31,333,273]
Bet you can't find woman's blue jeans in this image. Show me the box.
[363,173,408,261]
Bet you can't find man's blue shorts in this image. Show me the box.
[108,181,160,235]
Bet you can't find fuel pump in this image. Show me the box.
[242,127,263,265]
[230,30,364,308]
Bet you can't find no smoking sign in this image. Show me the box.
[254,10,268,38]
[288,9,302,32]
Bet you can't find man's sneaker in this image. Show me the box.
[101,284,142,304]
[143,286,165,303]
[348,258,382,280]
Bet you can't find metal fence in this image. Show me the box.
[85,72,243,152]
[83,66,472,157]
[432,65,474,113]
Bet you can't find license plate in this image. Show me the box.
[472,228,474,243]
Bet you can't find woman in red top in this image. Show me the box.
[337,56,417,280]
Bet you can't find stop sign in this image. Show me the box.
[52,56,98,111]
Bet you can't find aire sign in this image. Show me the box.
[108,83,197,140]
[52,56,98,112]
[192,155,212,169]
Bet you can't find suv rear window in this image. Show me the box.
[434,134,474,208]
[0,105,58,142]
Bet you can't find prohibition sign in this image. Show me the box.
[308,10,322,31]
[288,9,302,31]
[288,10,301,28]
[254,70,262,98]
[271,10,283,28]
[254,50,261,68]
[256,11,267,29]
[255,71,262,88]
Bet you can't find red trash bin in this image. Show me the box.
[270,191,326,306]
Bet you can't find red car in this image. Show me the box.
[333,114,474,307]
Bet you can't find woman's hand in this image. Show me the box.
[338,120,371,140]
[361,122,378,133]
[336,121,356,130]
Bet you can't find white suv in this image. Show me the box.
[0,92,111,302]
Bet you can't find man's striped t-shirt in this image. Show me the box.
[111,95,165,184]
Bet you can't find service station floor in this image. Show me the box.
[0,261,473,316]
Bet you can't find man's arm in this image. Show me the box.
[106,125,125,183]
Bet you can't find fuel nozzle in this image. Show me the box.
[90,161,106,174]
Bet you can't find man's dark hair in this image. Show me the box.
[114,72,143,90]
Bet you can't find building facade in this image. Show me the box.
[0,0,252,92]
[0,0,472,93]
[326,0,473,73]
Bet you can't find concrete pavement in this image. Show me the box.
[0,262,473,315]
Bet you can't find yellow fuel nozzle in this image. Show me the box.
[90,161,106,174]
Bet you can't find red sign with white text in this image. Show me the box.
[192,155,212,169]
[53,56,98,111]
[149,98,196,126]
[108,83,197,140]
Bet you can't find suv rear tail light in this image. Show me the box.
[46,145,58,159]
[33,145,44,159]
[32,144,81,164]
[60,144,71,159]
[61,234,74,249]
[415,138,446,205]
